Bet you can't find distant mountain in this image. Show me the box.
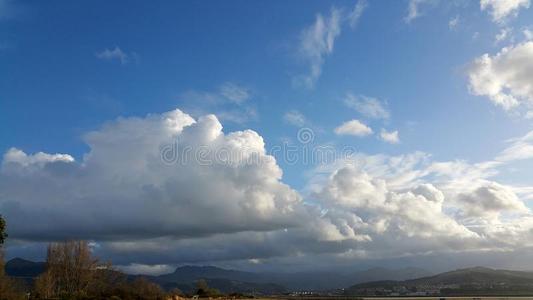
[148,265,431,292]
[3,258,432,293]
[346,267,533,296]
[263,267,432,290]
[145,265,286,295]
[154,277,287,295]
[408,266,533,285]
[350,267,432,284]
[5,257,46,278]
[157,265,258,283]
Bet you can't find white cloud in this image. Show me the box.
[480,0,530,23]
[405,0,434,23]
[218,82,250,104]
[3,148,74,168]
[4,110,533,268]
[348,0,368,29]
[283,110,307,127]
[0,109,304,241]
[449,16,460,30]
[524,28,533,40]
[458,182,528,220]
[295,8,342,88]
[307,149,533,254]
[380,129,400,144]
[495,27,512,44]
[468,41,533,111]
[334,119,373,137]
[344,94,390,119]
[293,4,368,88]
[95,46,133,65]
[312,165,479,250]
[497,130,533,162]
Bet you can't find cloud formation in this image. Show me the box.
[480,0,530,23]
[468,41,533,112]
[0,109,304,241]
[218,82,250,104]
[497,130,533,162]
[334,119,373,137]
[95,47,135,65]
[380,129,400,144]
[344,94,390,119]
[448,16,459,30]
[294,2,367,88]
[295,8,342,88]
[405,0,435,23]
[284,110,307,127]
[3,111,533,270]
[348,0,368,29]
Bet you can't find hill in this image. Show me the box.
[346,267,533,296]
[5,257,46,278]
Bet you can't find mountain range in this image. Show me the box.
[3,257,431,293]
[346,266,533,296]
[10,257,533,296]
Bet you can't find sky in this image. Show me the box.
[2,0,533,275]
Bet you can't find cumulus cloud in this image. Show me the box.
[3,148,74,167]
[306,166,482,260]
[480,0,530,23]
[334,120,373,137]
[380,129,400,144]
[283,110,307,127]
[343,94,390,119]
[95,46,135,65]
[458,182,528,220]
[308,150,533,253]
[0,109,305,241]
[3,109,533,269]
[468,42,533,112]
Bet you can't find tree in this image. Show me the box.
[131,277,166,299]
[0,215,6,246]
[33,240,171,299]
[33,270,56,299]
[195,279,222,298]
[0,216,25,300]
[36,240,99,298]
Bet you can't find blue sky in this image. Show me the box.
[2,0,532,188]
[3,0,533,273]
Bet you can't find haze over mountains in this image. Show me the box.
[11,256,533,296]
[5,257,430,292]
[347,267,533,296]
